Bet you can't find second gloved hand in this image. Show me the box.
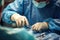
[11,13,29,27]
[32,22,48,31]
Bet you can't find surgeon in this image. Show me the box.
[2,0,60,32]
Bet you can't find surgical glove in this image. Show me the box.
[32,22,48,31]
[11,13,29,27]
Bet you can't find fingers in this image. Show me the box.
[15,16,29,27]
[32,25,40,31]
[16,19,25,27]
[15,19,21,27]
[22,20,24,27]
[24,17,29,26]
[18,20,22,27]
[32,23,42,31]
[15,20,19,27]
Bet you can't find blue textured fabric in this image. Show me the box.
[2,0,60,32]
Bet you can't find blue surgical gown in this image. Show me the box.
[2,0,60,32]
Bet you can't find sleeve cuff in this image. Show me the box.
[2,11,17,24]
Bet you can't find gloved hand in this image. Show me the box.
[32,22,48,31]
[11,13,29,27]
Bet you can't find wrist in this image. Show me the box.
[42,22,48,29]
